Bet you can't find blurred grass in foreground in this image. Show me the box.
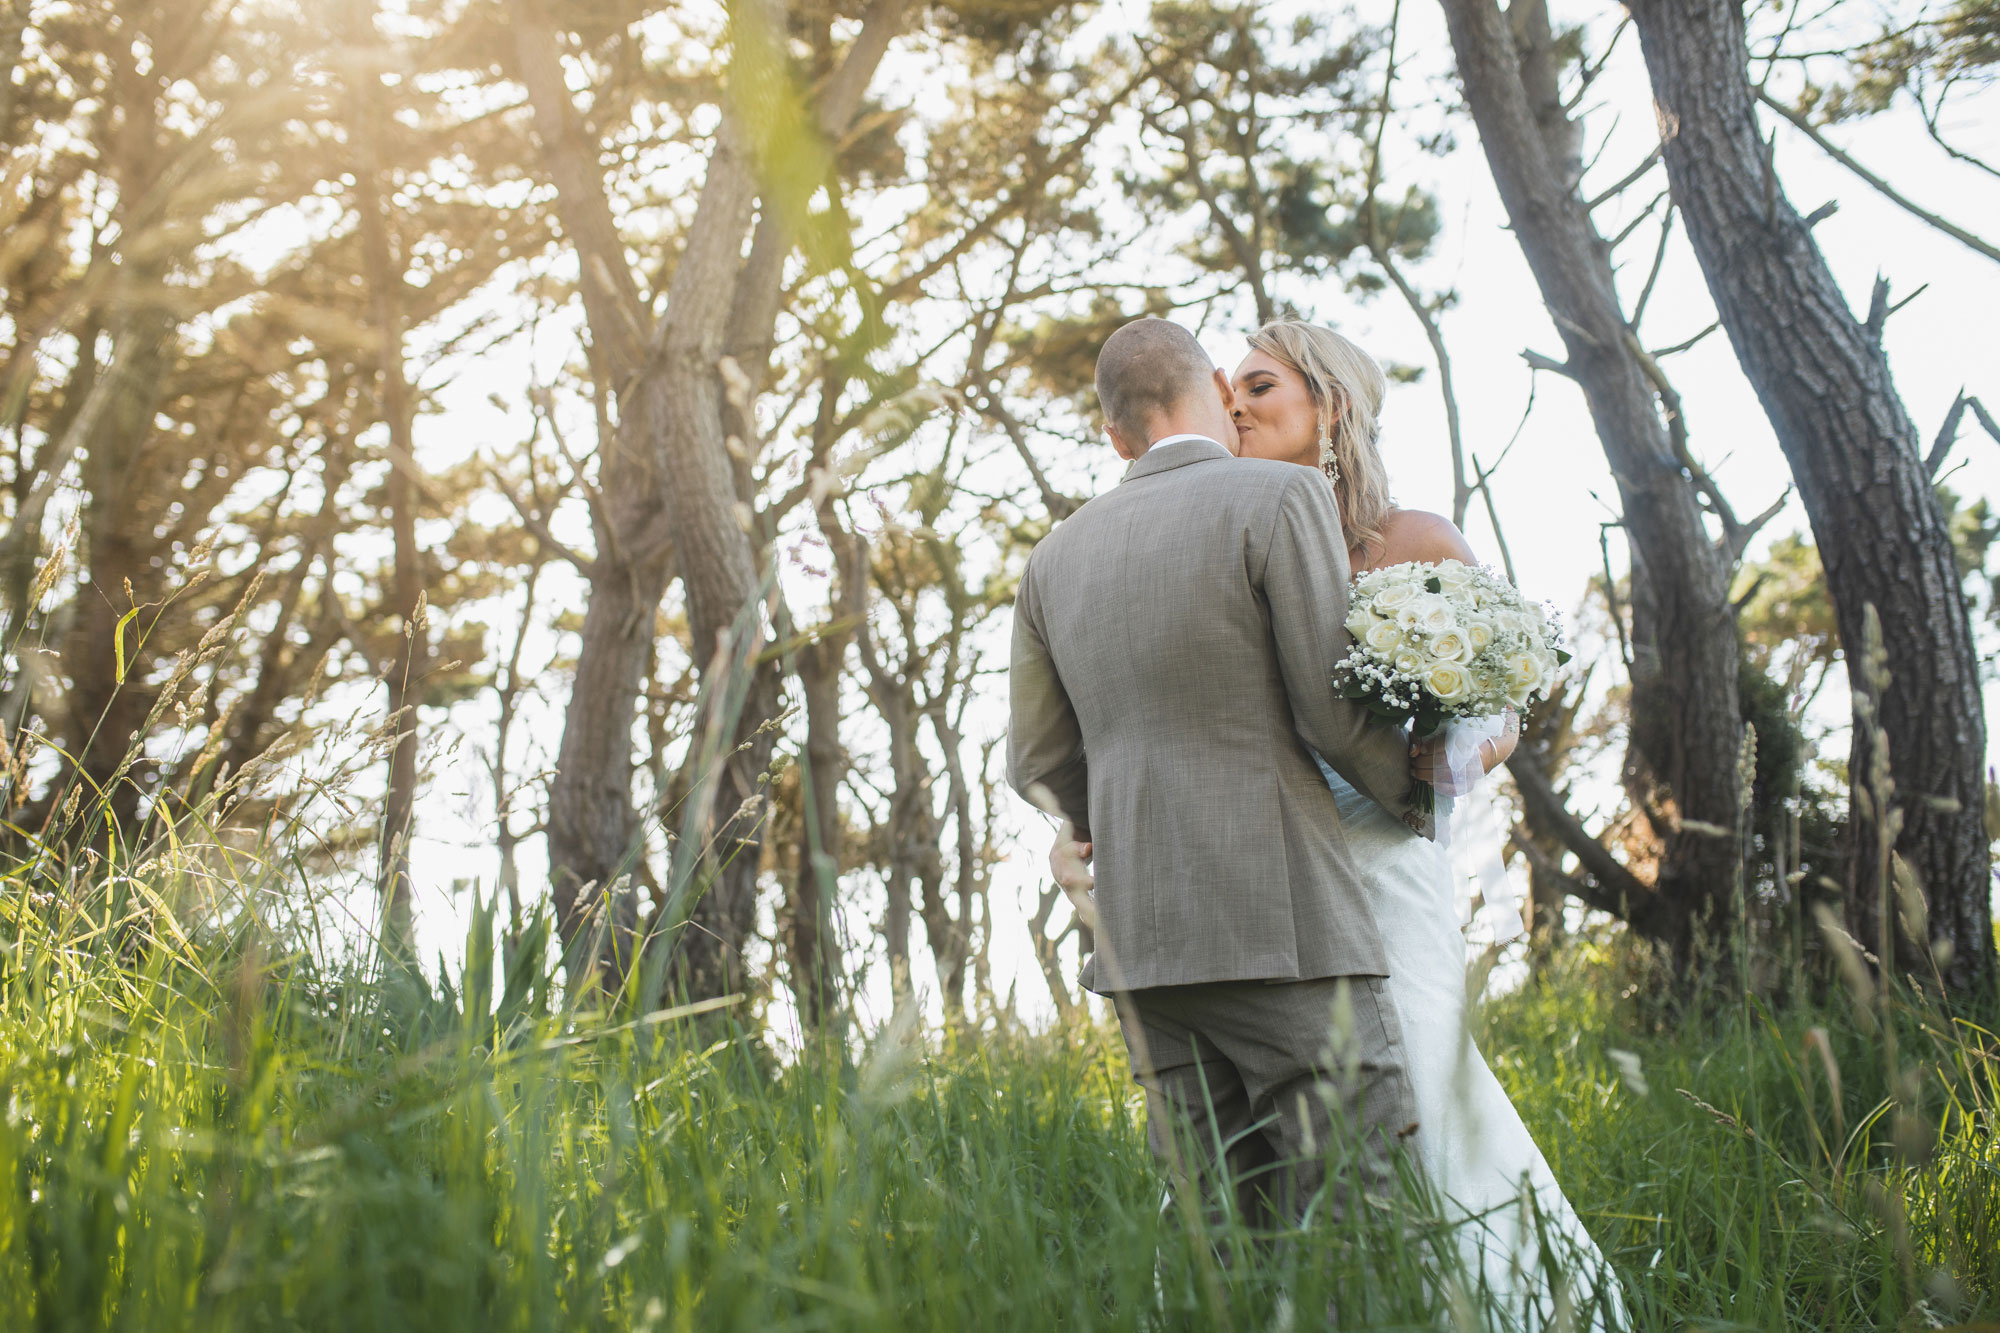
[0,825,1993,1333]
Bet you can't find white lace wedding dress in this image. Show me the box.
[1314,755,1629,1331]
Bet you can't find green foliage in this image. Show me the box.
[1481,938,1998,1328]
[1735,531,1839,677]
[1801,0,2000,120]
[1122,0,1446,317]
[1,825,1993,1330]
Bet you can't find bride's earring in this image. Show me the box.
[1319,424,1340,488]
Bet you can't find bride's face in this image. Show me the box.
[1230,350,1322,469]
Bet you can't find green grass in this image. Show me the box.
[0,864,1992,1332]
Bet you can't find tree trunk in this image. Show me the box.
[63,308,174,840]
[781,375,866,1030]
[655,0,911,1004]
[929,708,981,1022]
[509,0,674,983]
[511,0,910,999]
[873,681,925,1015]
[644,100,782,999]
[789,638,845,1029]
[0,0,28,149]
[1627,0,1996,998]
[345,8,425,954]
[1436,0,1747,968]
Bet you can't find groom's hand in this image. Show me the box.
[1049,820,1095,902]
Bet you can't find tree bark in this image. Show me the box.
[0,0,28,149]
[658,0,913,1004]
[644,86,780,1002]
[1436,0,1747,967]
[345,4,426,954]
[509,0,673,982]
[511,0,911,997]
[1627,0,1996,997]
[790,636,845,1029]
[64,313,173,839]
[782,372,865,1031]
[929,706,981,1022]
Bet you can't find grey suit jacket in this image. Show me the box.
[1007,437,1419,992]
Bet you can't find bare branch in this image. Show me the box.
[1969,396,2000,448]
[1599,521,1633,671]
[1506,749,1667,935]
[1650,321,1721,358]
[1625,329,1753,555]
[981,397,1078,521]
[1733,487,1793,562]
[1755,88,2000,266]
[1586,145,1662,209]
[1469,449,1519,585]
[1629,204,1675,331]
[1928,390,1970,476]
[1606,190,1669,250]
[484,460,598,579]
[1864,274,1890,341]
[1918,89,2000,183]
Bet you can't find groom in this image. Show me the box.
[1008,317,1424,1231]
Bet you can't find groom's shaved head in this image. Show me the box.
[1095,318,1217,444]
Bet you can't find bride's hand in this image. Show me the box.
[1409,733,1473,796]
[1484,709,1521,772]
[1049,821,1094,897]
[1410,711,1519,795]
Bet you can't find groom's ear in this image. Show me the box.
[1104,423,1139,461]
[1212,367,1241,451]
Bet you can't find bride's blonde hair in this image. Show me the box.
[1246,321,1394,558]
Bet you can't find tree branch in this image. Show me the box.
[485,462,599,580]
[1927,390,1970,476]
[1506,748,1667,935]
[1755,88,2000,266]
[1586,145,1662,209]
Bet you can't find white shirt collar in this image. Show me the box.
[1147,433,1228,454]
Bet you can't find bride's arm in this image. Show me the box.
[1484,709,1520,770]
[1412,709,1519,792]
[1377,510,1522,791]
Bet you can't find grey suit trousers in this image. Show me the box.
[1114,976,1419,1234]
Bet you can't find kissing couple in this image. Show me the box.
[1007,317,1626,1326]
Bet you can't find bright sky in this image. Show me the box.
[395,0,2000,1039]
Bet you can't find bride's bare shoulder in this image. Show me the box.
[1377,508,1479,566]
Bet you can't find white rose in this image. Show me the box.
[1411,595,1458,636]
[1393,648,1424,675]
[1346,606,1373,636]
[1435,561,1475,593]
[1372,581,1418,610]
[1425,661,1472,703]
[1465,619,1495,652]
[1364,619,1404,653]
[1507,653,1541,692]
[1430,629,1472,662]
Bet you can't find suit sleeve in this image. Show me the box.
[1262,473,1422,830]
[1007,560,1091,838]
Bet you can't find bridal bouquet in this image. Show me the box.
[1335,559,1567,820]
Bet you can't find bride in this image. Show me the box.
[1049,320,1627,1329]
